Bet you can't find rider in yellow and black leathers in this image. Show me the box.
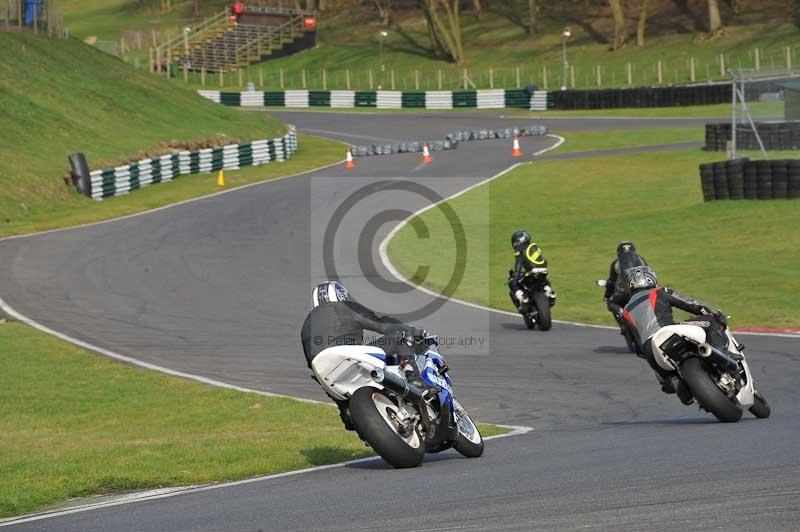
[508,230,556,306]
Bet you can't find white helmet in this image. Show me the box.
[627,266,658,291]
[311,281,350,308]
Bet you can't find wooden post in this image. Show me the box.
[137,31,142,49]
[787,47,792,70]
[755,48,760,71]
[183,62,188,82]
[237,68,242,87]
[201,67,206,86]
[165,50,171,78]
[368,69,373,90]
[259,67,264,88]
[486,68,492,89]
[322,68,327,90]
[596,65,601,86]
[302,69,306,89]
[18,0,21,30]
[627,62,632,85]
[152,29,158,47]
[390,70,395,90]
[219,69,224,87]
[542,66,547,89]
[706,63,710,81]
[437,69,442,90]
[515,66,521,88]
[719,53,725,76]
[657,60,663,84]
[414,70,420,90]
[149,48,154,73]
[280,68,285,89]
[690,57,696,82]
[346,69,351,90]
[156,48,162,74]
[120,36,125,55]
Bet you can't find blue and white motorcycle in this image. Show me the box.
[311,331,484,468]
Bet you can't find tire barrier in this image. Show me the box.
[704,122,800,151]
[348,125,548,157]
[78,127,298,201]
[198,89,552,110]
[699,157,800,201]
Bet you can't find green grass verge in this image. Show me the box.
[0,320,507,517]
[550,128,704,153]
[0,33,347,239]
[388,138,800,328]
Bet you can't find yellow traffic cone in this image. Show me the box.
[217,169,225,186]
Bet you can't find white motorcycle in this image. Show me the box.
[651,314,771,422]
[311,331,484,468]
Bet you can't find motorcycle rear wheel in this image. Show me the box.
[350,387,425,468]
[680,357,742,423]
[749,390,771,419]
[532,291,552,331]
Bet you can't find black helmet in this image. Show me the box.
[511,230,531,252]
[627,266,658,292]
[617,241,636,256]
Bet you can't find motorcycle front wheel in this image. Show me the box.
[749,390,771,419]
[680,357,742,423]
[452,399,484,458]
[350,387,425,468]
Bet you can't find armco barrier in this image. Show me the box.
[704,122,800,151]
[699,157,800,201]
[198,89,551,110]
[83,127,298,201]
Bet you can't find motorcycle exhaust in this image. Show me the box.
[698,342,739,372]
[370,369,424,403]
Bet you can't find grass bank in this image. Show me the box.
[0,320,506,517]
[0,32,343,238]
[388,137,800,328]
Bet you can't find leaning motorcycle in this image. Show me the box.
[311,331,484,468]
[596,279,640,355]
[508,268,555,331]
[650,314,770,422]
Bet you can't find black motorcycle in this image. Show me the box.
[508,268,555,331]
[596,279,640,355]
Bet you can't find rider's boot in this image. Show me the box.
[514,289,529,305]
[544,284,556,306]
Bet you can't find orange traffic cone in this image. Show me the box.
[512,136,522,157]
[345,148,356,169]
[422,144,433,164]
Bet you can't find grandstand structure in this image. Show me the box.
[154,4,316,74]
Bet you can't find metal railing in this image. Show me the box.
[229,15,303,71]
[155,8,230,68]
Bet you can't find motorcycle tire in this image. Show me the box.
[452,400,484,458]
[532,291,552,331]
[349,387,425,468]
[680,357,742,423]
[749,390,771,419]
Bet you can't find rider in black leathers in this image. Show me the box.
[622,266,720,400]
[301,281,417,429]
[604,241,647,318]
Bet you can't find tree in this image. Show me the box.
[707,0,722,33]
[609,0,626,50]
[420,0,464,63]
[527,0,535,36]
[193,0,199,17]
[372,0,392,25]
[636,0,649,46]
[472,0,482,19]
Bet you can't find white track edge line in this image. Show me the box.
[0,425,532,527]
[377,135,800,339]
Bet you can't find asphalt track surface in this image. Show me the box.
[1,112,798,531]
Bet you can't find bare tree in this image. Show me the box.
[193,0,199,17]
[473,0,482,19]
[372,0,392,25]
[636,0,649,46]
[609,0,626,50]
[420,0,464,63]
[707,0,722,33]
[527,0,535,36]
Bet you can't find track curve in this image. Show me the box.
[1,112,798,531]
